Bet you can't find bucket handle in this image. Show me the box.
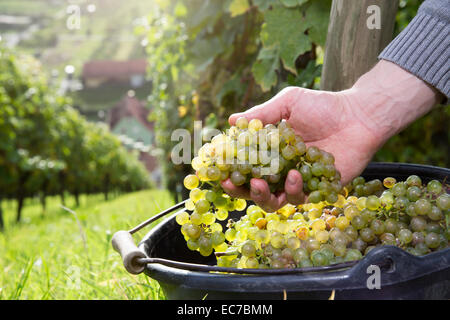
[112,200,187,274]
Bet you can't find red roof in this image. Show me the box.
[82,59,147,79]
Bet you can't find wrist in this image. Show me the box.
[342,60,439,149]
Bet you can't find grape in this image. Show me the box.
[410,216,427,232]
[428,205,443,221]
[406,175,422,187]
[270,232,285,249]
[201,212,215,225]
[384,218,398,234]
[248,118,263,132]
[195,199,210,214]
[186,224,201,239]
[211,231,225,246]
[306,146,321,162]
[406,186,422,201]
[351,215,366,230]
[370,219,386,235]
[315,230,330,243]
[436,194,450,210]
[215,208,228,221]
[411,232,425,246]
[184,174,199,190]
[383,177,396,188]
[308,191,323,203]
[380,233,396,245]
[176,211,190,225]
[398,229,413,244]
[230,171,246,186]
[299,165,312,181]
[306,238,321,253]
[311,252,328,266]
[344,249,363,262]
[236,116,248,129]
[281,145,296,160]
[187,239,199,251]
[298,259,313,268]
[207,166,221,181]
[351,237,367,253]
[414,198,432,216]
[205,190,217,202]
[311,162,325,176]
[426,180,442,195]
[241,241,256,257]
[335,216,350,230]
[190,212,202,225]
[392,182,407,197]
[295,141,307,155]
[360,228,375,243]
[425,232,440,249]
[246,257,259,268]
[225,228,237,242]
[366,195,381,211]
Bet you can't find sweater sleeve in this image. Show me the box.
[379,0,450,98]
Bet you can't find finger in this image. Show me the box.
[229,87,296,126]
[220,179,250,199]
[284,169,305,205]
[249,179,285,212]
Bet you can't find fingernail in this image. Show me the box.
[251,184,262,196]
[288,175,297,185]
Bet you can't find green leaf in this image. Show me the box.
[216,74,246,105]
[304,0,331,47]
[262,5,311,74]
[251,46,280,92]
[253,0,278,11]
[229,0,250,17]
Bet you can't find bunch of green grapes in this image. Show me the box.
[208,175,448,269]
[188,118,343,203]
[176,182,247,256]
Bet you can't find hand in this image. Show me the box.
[221,60,439,212]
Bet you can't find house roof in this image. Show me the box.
[82,59,147,79]
[108,93,153,132]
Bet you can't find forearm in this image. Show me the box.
[343,60,441,150]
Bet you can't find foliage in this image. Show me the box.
[139,0,447,200]
[0,48,151,224]
[138,0,331,198]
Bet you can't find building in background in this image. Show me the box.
[81,59,147,89]
[107,91,161,185]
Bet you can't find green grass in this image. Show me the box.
[0,189,174,300]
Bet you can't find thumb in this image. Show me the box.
[229,87,296,126]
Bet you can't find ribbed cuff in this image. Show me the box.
[379,12,450,99]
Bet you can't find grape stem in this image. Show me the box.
[214,251,239,257]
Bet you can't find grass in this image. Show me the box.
[0,189,174,300]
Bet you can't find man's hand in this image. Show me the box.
[220,60,440,212]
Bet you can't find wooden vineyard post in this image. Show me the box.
[321,0,399,91]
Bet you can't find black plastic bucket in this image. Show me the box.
[138,163,450,300]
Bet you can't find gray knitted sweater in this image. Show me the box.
[379,0,450,98]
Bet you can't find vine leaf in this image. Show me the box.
[253,0,278,11]
[262,5,311,74]
[251,45,280,92]
[229,0,250,17]
[304,0,332,47]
